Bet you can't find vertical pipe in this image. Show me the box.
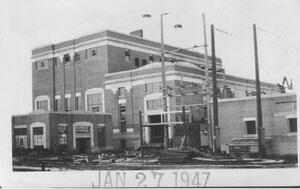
[253,24,265,157]
[139,111,144,158]
[73,40,77,111]
[211,24,220,153]
[51,45,56,112]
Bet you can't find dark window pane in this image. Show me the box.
[289,118,297,133]
[246,120,256,134]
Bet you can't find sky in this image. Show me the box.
[0,0,300,186]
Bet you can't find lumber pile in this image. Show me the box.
[158,149,193,163]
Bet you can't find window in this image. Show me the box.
[149,55,154,62]
[118,87,126,97]
[14,128,27,148]
[64,54,70,64]
[148,115,161,123]
[147,99,162,110]
[65,97,71,112]
[87,93,102,112]
[120,139,126,149]
[58,126,67,145]
[36,60,49,70]
[85,49,88,59]
[75,96,81,110]
[36,100,48,111]
[76,126,90,133]
[33,127,44,148]
[145,82,162,93]
[74,52,80,61]
[288,118,297,133]
[54,99,60,111]
[119,103,126,132]
[125,49,130,62]
[142,59,147,66]
[245,120,256,135]
[134,57,140,67]
[91,49,97,56]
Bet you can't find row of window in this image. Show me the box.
[36,93,102,112]
[245,118,297,134]
[35,48,98,71]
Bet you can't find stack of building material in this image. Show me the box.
[158,149,193,163]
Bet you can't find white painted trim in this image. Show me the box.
[118,98,126,104]
[14,125,27,129]
[287,132,297,136]
[72,122,94,149]
[65,93,71,98]
[97,123,105,127]
[34,95,50,111]
[126,128,134,132]
[30,122,46,149]
[85,88,105,112]
[285,114,297,119]
[55,95,61,99]
[113,129,120,133]
[75,92,81,97]
[58,123,67,126]
[243,117,257,121]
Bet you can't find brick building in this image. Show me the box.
[218,93,297,155]
[12,29,282,153]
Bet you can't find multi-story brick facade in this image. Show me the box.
[12,29,283,153]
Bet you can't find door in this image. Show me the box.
[150,126,164,143]
[76,138,90,153]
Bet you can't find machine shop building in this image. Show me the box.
[12,29,286,154]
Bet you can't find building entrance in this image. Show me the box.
[76,138,90,153]
[150,126,164,143]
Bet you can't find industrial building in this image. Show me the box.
[12,29,291,154]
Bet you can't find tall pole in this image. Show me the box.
[161,13,169,150]
[182,106,187,147]
[211,24,221,153]
[253,24,265,157]
[202,13,213,150]
[139,111,144,158]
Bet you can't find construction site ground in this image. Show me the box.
[13,149,297,171]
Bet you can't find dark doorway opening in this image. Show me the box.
[76,138,90,154]
[150,126,164,143]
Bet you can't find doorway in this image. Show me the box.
[150,126,164,143]
[76,138,90,153]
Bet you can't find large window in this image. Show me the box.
[147,99,163,110]
[134,57,140,67]
[245,120,256,135]
[125,49,130,62]
[75,96,81,110]
[288,118,297,133]
[145,82,162,93]
[118,87,126,97]
[33,127,44,149]
[65,97,71,112]
[36,100,48,111]
[119,103,126,132]
[58,126,67,145]
[87,93,102,112]
[54,98,60,111]
[14,128,27,148]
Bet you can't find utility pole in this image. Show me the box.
[139,111,144,158]
[202,13,213,150]
[160,13,169,150]
[182,106,187,148]
[253,24,265,157]
[211,24,221,153]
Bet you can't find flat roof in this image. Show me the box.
[32,29,222,62]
